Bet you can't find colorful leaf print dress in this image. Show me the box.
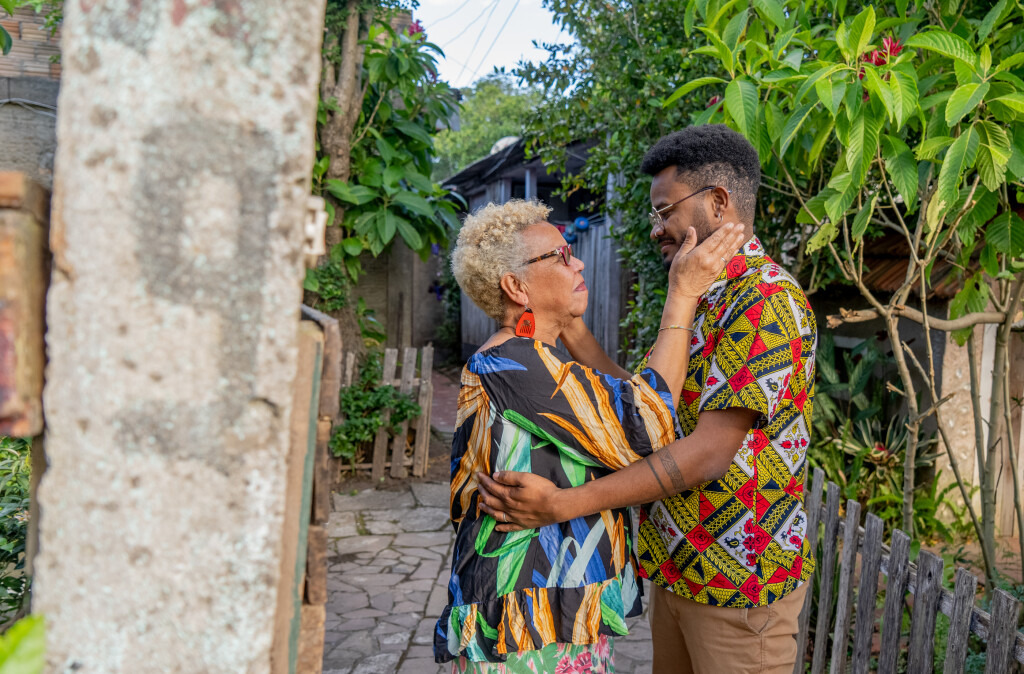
[434,338,680,670]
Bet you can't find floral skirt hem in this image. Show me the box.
[452,634,614,673]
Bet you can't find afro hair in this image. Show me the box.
[640,124,761,224]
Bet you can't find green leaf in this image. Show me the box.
[979,44,992,75]
[797,190,831,224]
[794,64,845,106]
[324,180,377,205]
[980,243,999,277]
[762,67,802,83]
[394,213,423,250]
[382,165,405,188]
[0,25,10,56]
[904,31,977,69]
[846,6,876,63]
[978,0,1008,44]
[393,191,435,217]
[986,211,1024,257]
[933,126,980,224]
[862,67,895,123]
[753,0,786,30]
[949,274,990,345]
[889,67,920,130]
[302,269,319,292]
[662,77,727,108]
[0,0,15,13]
[851,193,878,240]
[375,137,397,163]
[976,121,1011,191]
[393,119,433,145]
[825,171,859,224]
[0,615,45,673]
[380,210,398,243]
[699,27,735,75]
[915,136,954,161]
[815,75,844,118]
[944,82,989,127]
[722,10,749,52]
[846,108,883,181]
[882,135,919,207]
[895,0,909,16]
[996,52,1024,73]
[403,170,435,194]
[725,78,759,138]
[780,102,817,155]
[685,0,697,36]
[806,220,839,254]
[990,93,1024,114]
[342,237,364,257]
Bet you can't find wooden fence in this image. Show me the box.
[797,466,1023,673]
[341,345,434,482]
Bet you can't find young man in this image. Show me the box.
[477,125,818,673]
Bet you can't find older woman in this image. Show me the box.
[436,199,743,672]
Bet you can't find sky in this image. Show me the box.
[412,0,568,89]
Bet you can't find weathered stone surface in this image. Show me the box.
[410,482,449,508]
[34,1,327,672]
[333,489,414,511]
[351,653,400,674]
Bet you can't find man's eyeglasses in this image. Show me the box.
[648,186,728,230]
[525,244,573,266]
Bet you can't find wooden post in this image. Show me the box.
[312,419,333,526]
[984,590,1022,674]
[851,514,884,674]
[943,568,978,674]
[829,500,861,674]
[794,467,825,674]
[389,347,417,478]
[371,348,398,481]
[811,481,841,674]
[412,346,434,476]
[906,551,943,674]
[304,525,328,606]
[878,530,911,674]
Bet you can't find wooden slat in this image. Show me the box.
[829,500,861,674]
[851,514,884,674]
[300,304,341,421]
[811,481,841,674]
[794,466,825,674]
[304,525,328,605]
[878,530,911,674]
[311,419,332,525]
[943,568,978,674]
[343,352,356,387]
[389,347,417,478]
[370,349,398,482]
[411,346,434,477]
[984,589,1022,674]
[906,551,943,674]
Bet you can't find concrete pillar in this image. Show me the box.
[35,1,325,672]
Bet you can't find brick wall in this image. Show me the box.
[0,7,61,80]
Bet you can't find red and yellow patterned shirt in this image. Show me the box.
[635,236,817,607]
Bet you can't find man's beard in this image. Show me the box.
[662,208,714,271]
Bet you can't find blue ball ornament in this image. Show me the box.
[574,216,590,231]
[564,230,578,244]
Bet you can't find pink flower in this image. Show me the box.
[573,652,594,669]
[407,19,424,36]
[706,95,723,109]
[867,49,887,66]
[883,36,903,57]
[555,657,581,674]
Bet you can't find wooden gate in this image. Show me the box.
[797,466,1023,673]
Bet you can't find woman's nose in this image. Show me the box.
[573,256,585,272]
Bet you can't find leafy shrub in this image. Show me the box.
[0,438,30,624]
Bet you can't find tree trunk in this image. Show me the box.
[886,315,921,534]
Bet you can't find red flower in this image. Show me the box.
[745,552,758,566]
[744,519,756,535]
[781,440,793,449]
[660,559,683,584]
[407,19,424,36]
[573,653,594,670]
[706,376,719,386]
[706,95,722,109]
[868,49,886,66]
[883,36,903,57]
[791,535,802,545]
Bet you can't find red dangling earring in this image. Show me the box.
[515,307,536,338]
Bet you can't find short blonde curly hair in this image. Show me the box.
[451,199,552,322]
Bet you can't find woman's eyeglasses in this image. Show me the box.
[648,186,729,230]
[525,244,573,266]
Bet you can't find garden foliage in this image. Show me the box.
[0,438,29,625]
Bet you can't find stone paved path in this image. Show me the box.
[323,479,654,673]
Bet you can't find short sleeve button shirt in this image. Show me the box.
[635,236,817,607]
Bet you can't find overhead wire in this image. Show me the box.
[441,0,499,48]
[428,0,476,25]
[466,0,522,83]
[455,0,503,83]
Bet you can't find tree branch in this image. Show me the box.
[825,306,1007,331]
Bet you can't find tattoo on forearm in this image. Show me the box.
[646,459,672,499]
[658,452,687,493]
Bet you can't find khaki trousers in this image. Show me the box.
[648,581,808,674]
